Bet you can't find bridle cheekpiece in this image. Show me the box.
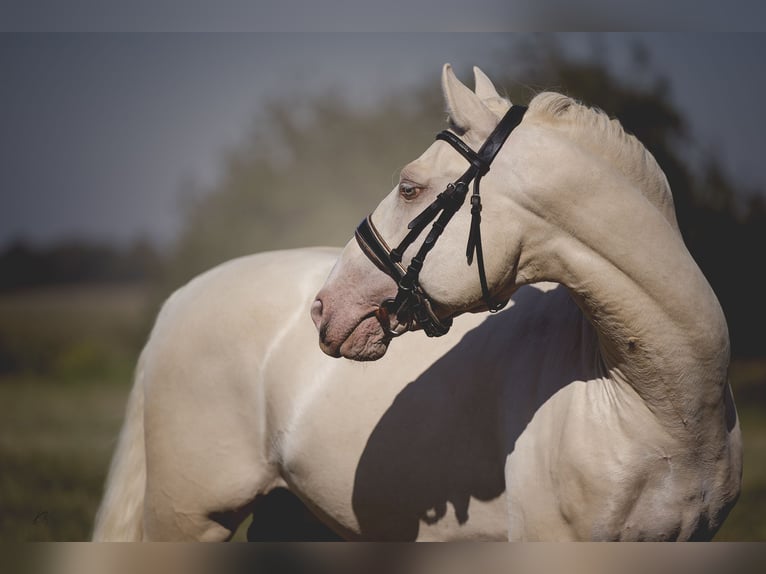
[355,104,527,338]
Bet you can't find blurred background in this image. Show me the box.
[1,33,765,541]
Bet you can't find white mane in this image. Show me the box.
[526,92,678,228]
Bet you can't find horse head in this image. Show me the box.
[311,65,537,360]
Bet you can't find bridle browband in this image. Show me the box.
[355,104,528,338]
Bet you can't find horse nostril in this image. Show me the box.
[310,298,324,331]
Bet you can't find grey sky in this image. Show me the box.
[2,1,765,31]
[1,33,765,246]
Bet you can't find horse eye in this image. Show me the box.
[399,183,422,200]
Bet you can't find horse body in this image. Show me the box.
[96,247,517,540]
[96,246,734,541]
[96,65,742,541]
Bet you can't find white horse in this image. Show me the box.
[311,65,742,540]
[93,65,741,542]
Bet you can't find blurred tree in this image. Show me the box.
[167,37,765,357]
[0,237,162,291]
[503,37,766,358]
[164,90,445,289]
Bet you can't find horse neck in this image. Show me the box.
[508,142,730,442]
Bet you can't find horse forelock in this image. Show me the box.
[525,92,678,228]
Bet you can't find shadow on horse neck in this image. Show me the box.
[351,283,594,540]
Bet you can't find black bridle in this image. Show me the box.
[355,104,527,338]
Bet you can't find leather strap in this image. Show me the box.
[354,104,527,337]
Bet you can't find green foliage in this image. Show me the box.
[0,285,148,381]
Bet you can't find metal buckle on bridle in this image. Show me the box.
[355,104,528,337]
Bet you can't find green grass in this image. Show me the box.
[0,285,144,541]
[0,377,130,541]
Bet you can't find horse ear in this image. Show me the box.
[473,66,500,101]
[442,63,496,136]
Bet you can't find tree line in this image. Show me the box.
[0,238,162,291]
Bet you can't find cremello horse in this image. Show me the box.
[311,65,742,540]
[94,65,741,542]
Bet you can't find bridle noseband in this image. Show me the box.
[355,104,528,338]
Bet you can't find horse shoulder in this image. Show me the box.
[140,248,341,533]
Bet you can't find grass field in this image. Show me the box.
[0,377,129,541]
[0,284,149,541]
[0,285,764,541]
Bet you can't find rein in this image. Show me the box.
[355,104,527,338]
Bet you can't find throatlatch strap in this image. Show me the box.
[402,104,528,321]
[438,105,528,312]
